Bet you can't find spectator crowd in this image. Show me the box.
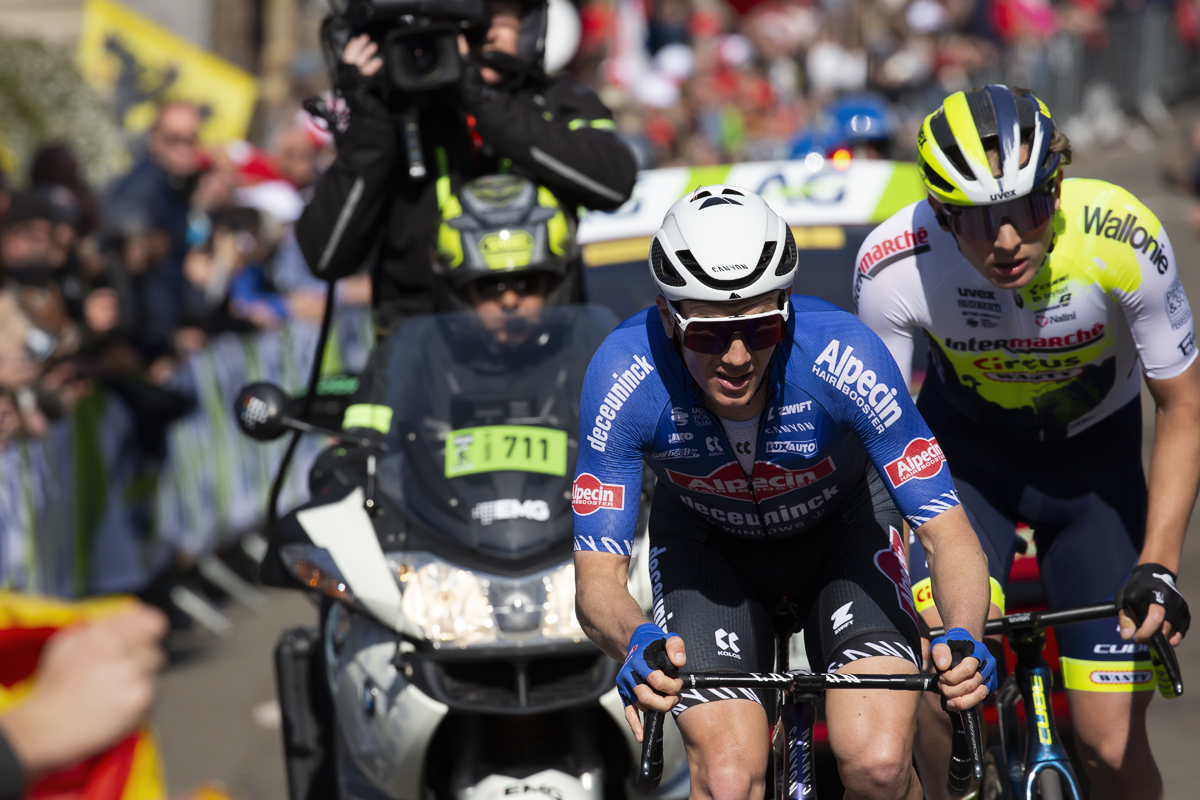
[0,100,370,458]
[569,0,1199,167]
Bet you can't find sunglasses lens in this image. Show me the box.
[680,314,785,354]
[747,315,784,350]
[683,323,728,354]
[950,189,1056,240]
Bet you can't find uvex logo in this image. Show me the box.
[666,458,835,500]
[989,190,1016,201]
[957,288,996,300]
[884,438,947,488]
[571,473,625,515]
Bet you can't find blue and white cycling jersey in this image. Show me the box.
[572,296,962,555]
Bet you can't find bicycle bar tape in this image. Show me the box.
[1149,630,1184,699]
[635,639,679,794]
[945,642,984,796]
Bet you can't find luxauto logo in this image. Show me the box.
[884,438,947,488]
[766,440,818,456]
[587,355,655,452]
[812,340,902,433]
[572,474,625,515]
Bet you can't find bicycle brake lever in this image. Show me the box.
[944,643,984,796]
[1123,602,1185,699]
[635,639,679,794]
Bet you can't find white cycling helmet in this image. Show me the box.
[649,185,798,303]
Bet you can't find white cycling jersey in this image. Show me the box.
[854,178,1196,440]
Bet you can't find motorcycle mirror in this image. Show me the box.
[236,382,292,441]
[235,382,387,450]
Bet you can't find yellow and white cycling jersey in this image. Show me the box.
[854,179,1196,440]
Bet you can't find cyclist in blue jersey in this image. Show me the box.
[572,186,996,800]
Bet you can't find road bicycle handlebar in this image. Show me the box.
[633,648,982,796]
[927,601,1183,699]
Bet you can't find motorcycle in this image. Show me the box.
[235,304,688,800]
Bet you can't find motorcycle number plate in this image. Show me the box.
[445,425,568,478]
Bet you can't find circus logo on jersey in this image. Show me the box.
[572,473,625,515]
[884,438,947,488]
[874,526,920,629]
[666,458,835,500]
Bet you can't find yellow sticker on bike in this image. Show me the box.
[445,425,568,478]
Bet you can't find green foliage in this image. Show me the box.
[0,33,128,187]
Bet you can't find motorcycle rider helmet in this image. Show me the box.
[917,84,1062,207]
[648,184,798,304]
[434,174,578,312]
[827,93,893,157]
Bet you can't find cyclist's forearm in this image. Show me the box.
[1143,373,1200,573]
[574,551,651,661]
[915,506,989,639]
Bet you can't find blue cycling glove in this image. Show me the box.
[617,623,680,706]
[932,626,998,696]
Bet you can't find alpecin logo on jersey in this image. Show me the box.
[571,473,625,515]
[884,438,947,488]
[812,340,903,433]
[667,458,835,500]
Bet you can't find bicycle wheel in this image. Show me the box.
[980,746,1012,800]
[1037,769,1064,800]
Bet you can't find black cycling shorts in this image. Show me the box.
[648,466,922,721]
[908,397,1154,692]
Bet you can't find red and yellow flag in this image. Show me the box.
[0,592,166,800]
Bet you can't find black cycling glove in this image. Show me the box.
[1116,563,1190,638]
[457,55,494,115]
[336,60,389,120]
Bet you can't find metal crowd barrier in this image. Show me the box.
[997,5,1197,123]
[0,308,373,599]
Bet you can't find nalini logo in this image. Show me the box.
[884,438,947,488]
[571,473,625,515]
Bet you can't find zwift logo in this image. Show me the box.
[812,339,902,433]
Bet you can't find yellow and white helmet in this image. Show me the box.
[917,85,1063,207]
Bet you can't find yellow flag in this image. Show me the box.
[77,0,258,143]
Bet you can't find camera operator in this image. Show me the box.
[296,0,637,332]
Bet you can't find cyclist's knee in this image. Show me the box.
[838,744,914,798]
[691,761,763,800]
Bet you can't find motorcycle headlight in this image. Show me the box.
[387,553,585,648]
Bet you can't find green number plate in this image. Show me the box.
[445,425,568,478]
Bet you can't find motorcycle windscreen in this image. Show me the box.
[370,305,619,559]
